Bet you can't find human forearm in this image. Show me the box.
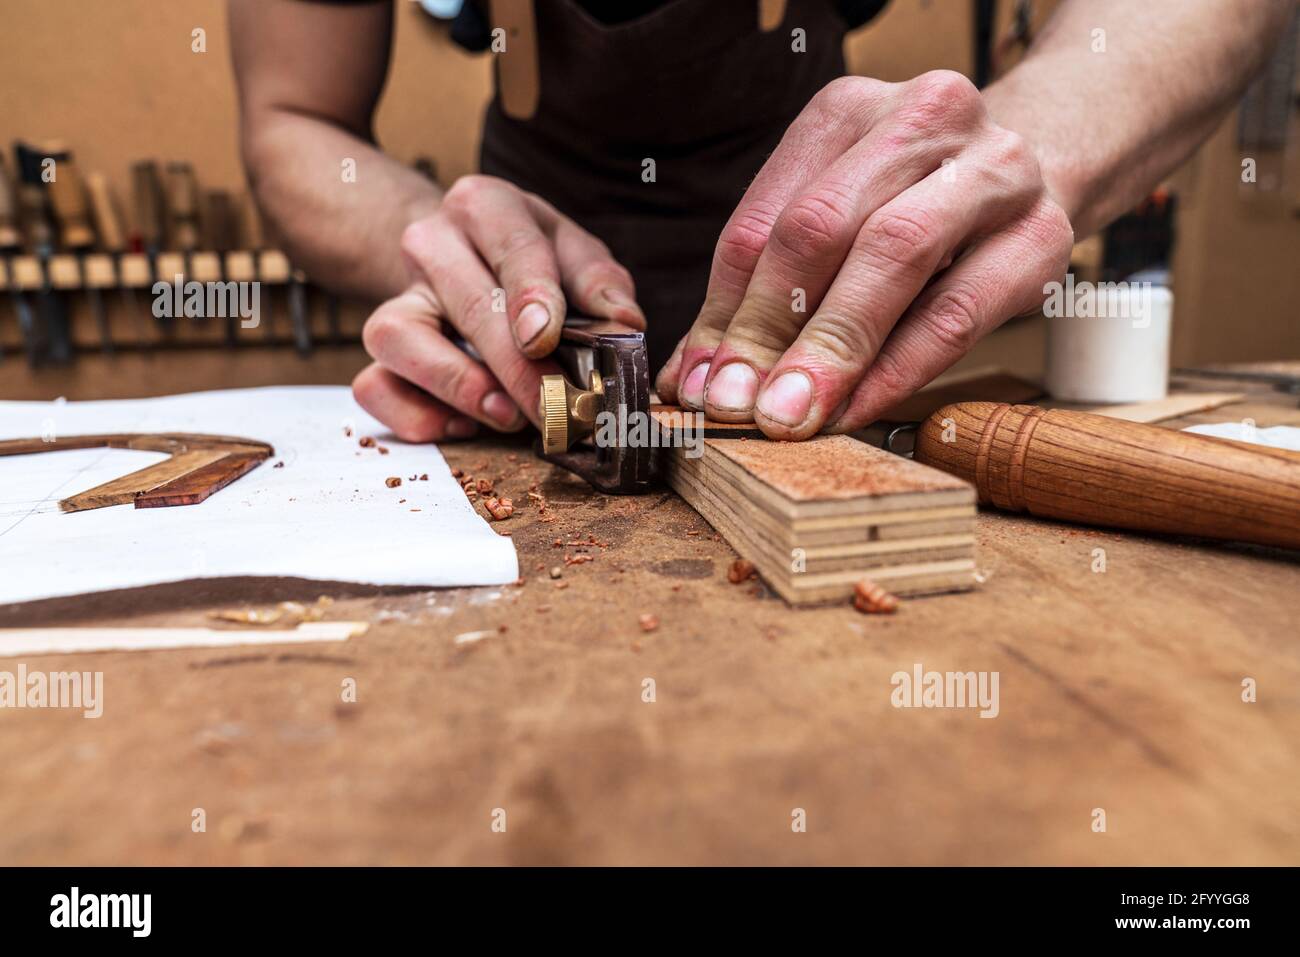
[984,0,1294,238]
[229,0,433,301]
[241,108,441,301]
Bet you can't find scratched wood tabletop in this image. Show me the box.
[0,358,1297,865]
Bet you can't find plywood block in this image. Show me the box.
[662,427,977,606]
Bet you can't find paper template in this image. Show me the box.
[0,386,518,605]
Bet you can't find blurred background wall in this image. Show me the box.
[2,0,1295,386]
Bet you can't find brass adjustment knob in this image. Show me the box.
[539,370,605,454]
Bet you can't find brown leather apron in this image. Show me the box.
[479,0,848,371]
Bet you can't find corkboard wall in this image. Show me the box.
[2,0,1293,368]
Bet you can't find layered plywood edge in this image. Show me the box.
[655,416,978,605]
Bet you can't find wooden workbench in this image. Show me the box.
[0,356,1297,865]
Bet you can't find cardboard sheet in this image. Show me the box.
[0,386,518,605]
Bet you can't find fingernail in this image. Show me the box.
[516,301,550,346]
[446,417,479,439]
[681,362,710,409]
[481,391,520,428]
[705,362,758,413]
[757,371,812,427]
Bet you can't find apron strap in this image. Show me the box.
[758,0,788,31]
[489,0,540,120]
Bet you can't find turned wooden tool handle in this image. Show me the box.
[131,160,167,250]
[164,162,200,251]
[85,172,126,253]
[44,149,96,250]
[0,156,21,251]
[914,402,1300,549]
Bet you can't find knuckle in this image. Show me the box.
[1015,199,1076,263]
[723,304,801,356]
[868,350,913,401]
[442,174,492,213]
[913,70,982,113]
[713,205,779,279]
[975,128,1042,198]
[1041,199,1076,250]
[771,192,853,263]
[860,209,935,276]
[350,364,381,406]
[457,287,496,325]
[899,70,983,131]
[986,127,1034,172]
[1040,204,1076,271]
[402,406,446,443]
[361,307,400,357]
[811,75,872,117]
[492,227,548,267]
[429,354,473,402]
[923,282,983,354]
[399,218,439,262]
[802,312,871,367]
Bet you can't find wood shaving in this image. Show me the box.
[208,597,331,627]
[485,496,514,520]
[853,578,899,614]
[728,559,756,583]
[209,607,283,625]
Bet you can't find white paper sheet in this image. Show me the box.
[0,386,518,604]
[1183,422,1300,452]
[0,621,368,657]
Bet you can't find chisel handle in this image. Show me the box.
[85,172,126,253]
[45,149,96,250]
[131,161,167,252]
[914,402,1300,549]
[0,156,21,251]
[164,162,201,251]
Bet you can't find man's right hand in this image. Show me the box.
[353,175,645,442]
